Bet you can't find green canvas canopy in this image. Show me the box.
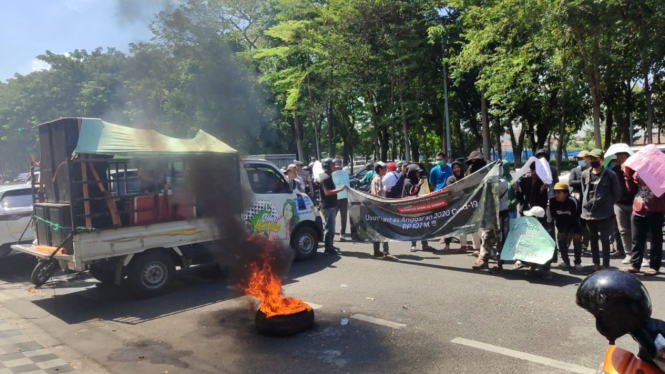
[74,118,237,157]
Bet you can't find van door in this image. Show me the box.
[242,162,296,246]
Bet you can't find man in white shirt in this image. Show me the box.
[382,162,400,190]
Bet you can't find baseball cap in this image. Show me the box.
[293,160,303,166]
[588,149,603,158]
[576,151,588,159]
[387,162,397,171]
[553,182,569,192]
[523,206,546,218]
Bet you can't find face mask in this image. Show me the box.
[608,162,615,169]
[437,161,445,167]
[578,161,586,167]
[590,161,601,168]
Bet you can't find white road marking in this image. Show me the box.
[304,302,323,310]
[350,314,406,329]
[451,337,595,374]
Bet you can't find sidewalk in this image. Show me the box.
[0,319,81,374]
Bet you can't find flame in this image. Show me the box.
[242,236,311,318]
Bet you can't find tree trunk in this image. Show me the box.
[624,80,633,144]
[480,86,491,160]
[411,130,419,163]
[391,117,397,160]
[645,70,654,143]
[508,120,523,165]
[398,71,411,161]
[604,107,613,150]
[455,115,466,157]
[496,117,502,160]
[293,111,304,161]
[328,101,335,157]
[312,115,321,160]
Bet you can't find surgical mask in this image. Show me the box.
[608,161,615,169]
[590,161,601,168]
[437,161,445,167]
[578,161,586,167]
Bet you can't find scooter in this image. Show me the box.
[595,318,665,374]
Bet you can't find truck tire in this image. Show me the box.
[0,244,12,258]
[255,308,315,337]
[291,226,318,261]
[31,260,58,287]
[89,264,117,284]
[127,251,176,297]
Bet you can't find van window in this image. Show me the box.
[1,189,33,208]
[244,164,291,194]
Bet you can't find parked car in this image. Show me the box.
[0,184,35,258]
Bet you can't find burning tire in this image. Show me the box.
[291,226,318,261]
[255,308,315,337]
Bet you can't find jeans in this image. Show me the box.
[373,241,389,254]
[337,198,348,236]
[630,213,664,271]
[614,203,634,256]
[557,231,582,265]
[323,207,337,250]
[411,240,428,247]
[587,217,615,267]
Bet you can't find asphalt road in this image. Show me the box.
[1,228,664,374]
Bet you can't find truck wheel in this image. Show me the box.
[127,251,176,296]
[291,226,318,261]
[31,260,58,287]
[0,244,11,258]
[89,264,117,284]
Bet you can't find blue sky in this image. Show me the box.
[0,0,169,81]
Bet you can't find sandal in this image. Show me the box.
[644,268,659,276]
[383,254,399,261]
[620,267,640,274]
[472,258,488,270]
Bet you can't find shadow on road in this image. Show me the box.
[18,250,341,326]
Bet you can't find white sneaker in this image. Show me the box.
[575,264,583,271]
[410,245,417,252]
[622,255,632,264]
[642,260,650,268]
[557,262,570,269]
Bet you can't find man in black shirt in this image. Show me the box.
[319,158,347,254]
[549,182,583,270]
[612,152,636,263]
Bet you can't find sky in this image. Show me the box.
[0,0,172,81]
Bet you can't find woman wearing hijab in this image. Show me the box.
[441,161,468,252]
[402,164,435,252]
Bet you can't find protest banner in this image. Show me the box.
[499,217,555,265]
[510,157,552,184]
[332,170,350,199]
[603,143,633,167]
[624,144,665,197]
[348,161,501,241]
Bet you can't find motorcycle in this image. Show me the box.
[576,270,665,374]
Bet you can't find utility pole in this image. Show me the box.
[440,24,451,158]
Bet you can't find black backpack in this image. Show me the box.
[385,172,406,198]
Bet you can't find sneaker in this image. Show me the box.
[324,249,338,255]
[574,264,583,271]
[339,237,347,242]
[642,260,650,268]
[622,255,632,264]
[557,262,571,269]
[410,245,417,252]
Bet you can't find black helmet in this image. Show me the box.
[535,149,549,159]
[365,163,374,171]
[321,158,334,171]
[576,270,652,341]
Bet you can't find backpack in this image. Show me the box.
[385,172,406,198]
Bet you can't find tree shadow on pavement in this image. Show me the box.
[340,249,583,287]
[27,251,341,326]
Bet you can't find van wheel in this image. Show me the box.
[0,244,11,258]
[127,251,176,296]
[291,226,318,261]
[89,264,117,284]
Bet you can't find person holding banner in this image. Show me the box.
[319,158,348,254]
[402,164,435,252]
[333,159,350,242]
[581,149,622,272]
[442,161,468,252]
[370,162,399,260]
[430,152,453,192]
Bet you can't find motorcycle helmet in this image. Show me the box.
[576,270,652,341]
[321,158,334,172]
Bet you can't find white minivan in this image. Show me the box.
[0,185,35,258]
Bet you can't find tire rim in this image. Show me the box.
[298,233,314,255]
[141,262,167,289]
[37,262,56,283]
